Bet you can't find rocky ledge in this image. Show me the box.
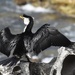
[0,47,75,75]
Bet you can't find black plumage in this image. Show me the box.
[0,28,27,66]
[30,24,72,54]
[21,14,72,55]
[0,14,73,56]
[0,27,26,57]
[0,14,74,65]
[0,56,20,66]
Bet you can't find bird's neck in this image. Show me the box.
[24,18,33,33]
[23,25,27,32]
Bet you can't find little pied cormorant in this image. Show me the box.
[20,14,74,61]
[0,14,74,65]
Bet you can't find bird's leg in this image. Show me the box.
[25,41,39,62]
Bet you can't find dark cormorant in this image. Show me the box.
[0,14,74,65]
[21,14,71,54]
[20,14,73,60]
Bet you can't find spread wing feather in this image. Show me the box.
[0,27,26,57]
[32,24,71,54]
[0,27,17,56]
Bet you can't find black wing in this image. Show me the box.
[0,27,26,58]
[0,56,20,66]
[0,27,16,56]
[31,24,71,54]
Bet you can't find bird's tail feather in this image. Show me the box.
[0,56,20,66]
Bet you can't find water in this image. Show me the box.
[0,0,75,57]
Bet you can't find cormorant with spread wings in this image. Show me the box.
[0,14,73,65]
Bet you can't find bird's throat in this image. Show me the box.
[23,25,27,32]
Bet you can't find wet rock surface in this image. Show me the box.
[0,47,75,75]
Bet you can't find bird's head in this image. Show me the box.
[20,14,30,26]
[20,14,34,32]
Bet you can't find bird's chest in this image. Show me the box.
[24,36,31,51]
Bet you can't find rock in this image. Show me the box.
[29,63,51,75]
[19,62,30,75]
[14,0,27,5]
[14,0,50,7]
[18,57,56,75]
[50,0,75,17]
[0,47,75,75]
[50,47,75,75]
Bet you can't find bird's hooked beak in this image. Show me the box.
[20,15,30,25]
[20,16,24,20]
